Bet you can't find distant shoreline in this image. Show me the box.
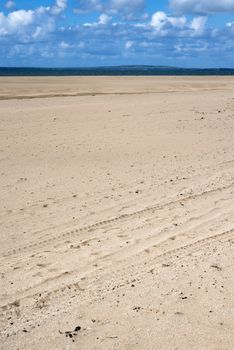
[1,66,234,76]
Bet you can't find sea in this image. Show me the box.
[0,66,234,76]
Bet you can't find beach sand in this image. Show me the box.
[0,76,233,349]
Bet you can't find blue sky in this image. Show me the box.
[0,0,233,67]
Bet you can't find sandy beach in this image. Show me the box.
[0,76,234,349]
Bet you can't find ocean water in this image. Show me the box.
[0,66,234,76]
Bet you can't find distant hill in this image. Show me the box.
[0,66,234,76]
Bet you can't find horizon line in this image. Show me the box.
[0,65,234,70]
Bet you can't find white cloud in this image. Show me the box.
[190,16,207,35]
[51,0,67,15]
[150,11,208,37]
[5,1,15,9]
[78,41,85,49]
[0,8,54,41]
[0,1,68,42]
[151,12,167,30]
[151,11,187,32]
[59,41,71,49]
[0,1,233,67]
[83,13,112,27]
[170,0,234,14]
[174,41,209,53]
[125,40,133,49]
[74,0,145,16]
[99,13,112,25]
[110,0,145,12]
[0,10,34,36]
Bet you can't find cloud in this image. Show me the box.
[0,10,34,36]
[226,21,234,28]
[110,0,145,13]
[0,1,68,42]
[98,13,112,25]
[5,1,15,9]
[125,40,133,49]
[190,16,207,35]
[0,2,233,68]
[150,11,207,37]
[51,0,67,15]
[74,0,145,16]
[59,41,72,49]
[0,8,55,41]
[83,13,112,27]
[170,0,234,14]
[151,11,187,32]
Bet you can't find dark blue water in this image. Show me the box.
[0,66,234,76]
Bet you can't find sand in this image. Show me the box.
[0,76,233,349]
